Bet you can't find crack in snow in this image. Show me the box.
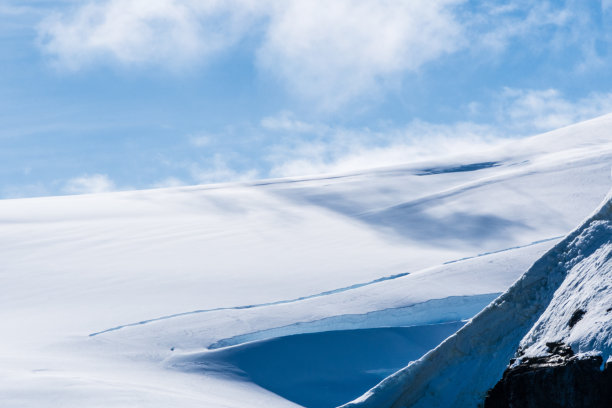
[88,272,410,337]
[444,236,563,265]
[89,236,561,338]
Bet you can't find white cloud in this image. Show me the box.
[264,88,612,177]
[472,1,612,74]
[38,0,465,106]
[39,0,604,109]
[38,0,262,71]
[152,176,186,188]
[471,2,572,53]
[257,0,465,109]
[47,88,606,190]
[189,133,213,147]
[498,88,612,133]
[63,173,115,194]
[190,154,258,184]
[266,120,502,177]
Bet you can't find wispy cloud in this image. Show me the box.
[152,176,186,188]
[495,88,612,133]
[261,111,326,133]
[189,154,258,184]
[63,173,116,194]
[188,133,213,147]
[37,1,611,109]
[37,0,464,108]
[263,87,612,177]
[467,2,572,53]
[265,118,502,177]
[38,0,262,71]
[257,0,465,109]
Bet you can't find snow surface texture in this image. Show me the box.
[342,187,612,407]
[518,212,612,362]
[1,114,612,407]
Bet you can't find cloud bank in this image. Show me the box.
[38,0,465,107]
[256,0,464,108]
[38,0,262,71]
[38,1,607,109]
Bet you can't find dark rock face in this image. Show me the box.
[567,309,586,329]
[484,344,612,408]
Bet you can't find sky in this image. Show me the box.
[1,0,612,198]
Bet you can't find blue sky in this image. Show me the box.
[1,0,612,197]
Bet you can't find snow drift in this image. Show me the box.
[342,189,612,407]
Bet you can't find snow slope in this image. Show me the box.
[518,207,612,362]
[1,114,612,407]
[342,183,612,407]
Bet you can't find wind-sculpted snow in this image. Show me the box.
[89,272,410,337]
[170,322,465,408]
[88,235,555,339]
[415,161,501,176]
[342,191,612,408]
[94,240,551,355]
[208,294,498,349]
[517,222,612,361]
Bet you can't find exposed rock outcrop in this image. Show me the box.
[484,343,612,408]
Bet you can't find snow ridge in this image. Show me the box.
[208,294,498,349]
[89,272,410,337]
[341,189,612,408]
[88,235,556,339]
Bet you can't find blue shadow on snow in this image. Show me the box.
[187,321,465,408]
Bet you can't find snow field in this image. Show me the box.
[1,114,612,407]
